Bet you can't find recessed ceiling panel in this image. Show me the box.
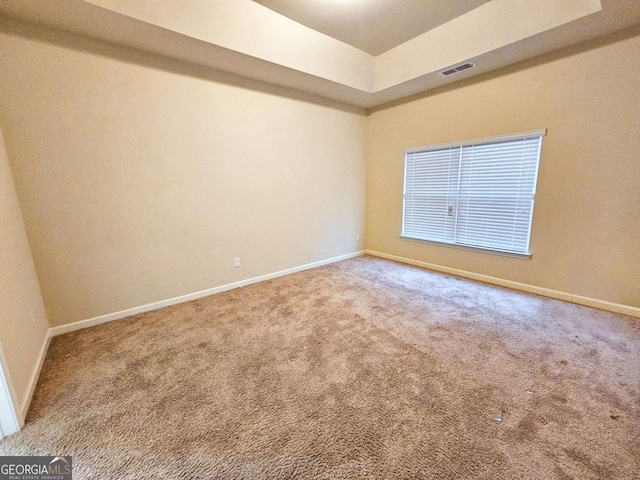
[252,0,492,55]
[1,0,638,108]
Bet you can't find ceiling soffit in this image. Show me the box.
[1,0,638,108]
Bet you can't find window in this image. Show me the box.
[401,130,545,258]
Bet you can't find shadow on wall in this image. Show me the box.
[0,16,364,116]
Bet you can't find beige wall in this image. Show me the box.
[1,16,638,339]
[366,27,640,309]
[0,126,49,416]
[0,21,366,327]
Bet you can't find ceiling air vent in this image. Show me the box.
[440,62,476,77]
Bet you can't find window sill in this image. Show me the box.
[399,235,532,259]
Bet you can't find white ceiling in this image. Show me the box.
[253,0,492,55]
[1,0,639,109]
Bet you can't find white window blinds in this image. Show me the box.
[402,130,544,257]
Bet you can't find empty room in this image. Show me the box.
[0,0,638,478]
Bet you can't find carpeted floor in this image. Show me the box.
[1,256,638,479]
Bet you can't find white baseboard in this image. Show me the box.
[20,328,52,420]
[0,343,22,436]
[51,250,365,337]
[365,250,640,318]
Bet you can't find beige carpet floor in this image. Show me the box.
[1,256,638,479]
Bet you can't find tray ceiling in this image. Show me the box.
[1,0,639,109]
[253,0,492,55]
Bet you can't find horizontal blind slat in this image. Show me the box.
[403,134,541,255]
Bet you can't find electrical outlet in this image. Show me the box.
[356,233,360,241]
[233,257,241,268]
[31,309,37,326]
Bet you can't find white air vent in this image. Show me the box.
[440,62,476,77]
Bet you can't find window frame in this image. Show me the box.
[400,129,546,259]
